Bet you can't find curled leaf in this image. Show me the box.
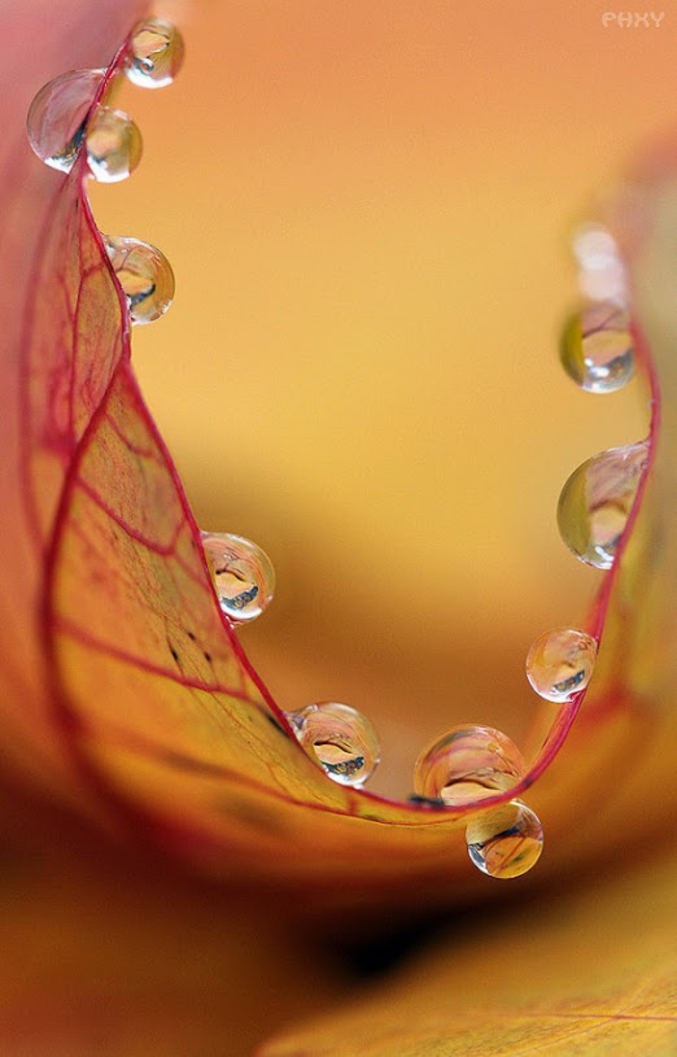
[3,6,677,910]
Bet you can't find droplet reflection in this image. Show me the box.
[413,725,526,805]
[201,532,275,622]
[126,17,186,88]
[103,235,175,324]
[466,801,543,879]
[558,441,649,569]
[288,702,380,787]
[26,68,104,173]
[560,301,634,393]
[526,627,597,703]
[86,106,142,183]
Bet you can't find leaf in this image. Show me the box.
[259,843,677,1056]
[3,5,676,907]
[0,0,148,799]
[260,153,677,1057]
[0,789,343,1056]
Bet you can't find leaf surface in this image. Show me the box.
[260,153,677,1054]
[2,7,676,905]
[260,842,677,1056]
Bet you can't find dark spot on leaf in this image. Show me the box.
[203,651,212,663]
[217,795,287,836]
[163,751,229,777]
[186,630,196,641]
[408,794,447,809]
[170,647,180,663]
[265,713,291,737]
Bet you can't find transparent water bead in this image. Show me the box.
[560,301,634,393]
[558,441,649,570]
[466,801,544,879]
[572,223,627,304]
[86,106,142,183]
[126,17,185,88]
[526,628,597,703]
[26,68,104,173]
[288,702,380,787]
[201,533,275,623]
[103,236,175,324]
[413,725,526,806]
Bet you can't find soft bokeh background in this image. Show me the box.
[91,0,674,798]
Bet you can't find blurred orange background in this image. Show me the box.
[91,0,675,797]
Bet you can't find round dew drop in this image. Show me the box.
[126,17,186,88]
[413,725,526,806]
[466,801,544,879]
[287,702,380,787]
[557,441,649,570]
[560,301,634,394]
[526,627,597,703]
[103,236,175,324]
[26,68,104,173]
[201,532,275,623]
[86,106,142,183]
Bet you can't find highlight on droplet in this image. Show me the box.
[557,441,649,570]
[201,532,275,623]
[85,106,143,183]
[466,800,544,879]
[126,17,186,89]
[560,300,634,394]
[526,627,597,703]
[413,725,526,805]
[103,235,175,324]
[287,702,380,787]
[26,68,104,173]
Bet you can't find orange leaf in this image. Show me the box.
[4,4,677,910]
[260,844,677,1056]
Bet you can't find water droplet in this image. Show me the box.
[526,628,597,703]
[103,236,175,324]
[288,702,380,787]
[560,301,634,393]
[571,223,627,303]
[201,533,275,622]
[466,801,543,879]
[86,106,142,183]
[126,17,186,88]
[26,68,104,173]
[413,725,526,806]
[557,441,649,569]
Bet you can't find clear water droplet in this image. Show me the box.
[201,533,275,622]
[526,627,597,703]
[86,106,142,183]
[560,301,634,393]
[413,725,526,806]
[571,223,627,304]
[103,236,175,324]
[126,17,186,88]
[466,801,543,879]
[288,702,380,787]
[558,441,649,569]
[26,68,104,173]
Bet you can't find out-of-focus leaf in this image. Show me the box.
[0,800,343,1057]
[260,844,677,1056]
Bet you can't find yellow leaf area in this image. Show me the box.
[19,4,674,905]
[261,174,677,1057]
[261,846,677,1056]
